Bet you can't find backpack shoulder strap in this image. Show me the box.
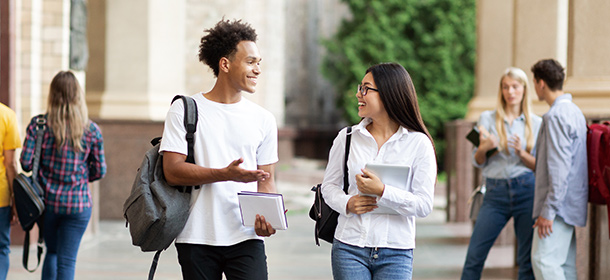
[171,95,198,164]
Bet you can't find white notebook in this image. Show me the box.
[362,163,412,215]
[237,191,288,230]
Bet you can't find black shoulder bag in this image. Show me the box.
[309,126,352,246]
[13,115,46,272]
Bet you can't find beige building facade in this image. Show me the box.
[468,0,610,120]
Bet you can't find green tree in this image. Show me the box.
[323,0,476,170]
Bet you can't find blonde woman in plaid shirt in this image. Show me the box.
[20,71,106,280]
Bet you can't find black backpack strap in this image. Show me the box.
[148,250,163,280]
[342,126,352,194]
[22,221,44,272]
[171,95,199,193]
[32,116,46,182]
[171,95,198,164]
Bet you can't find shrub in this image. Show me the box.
[322,0,476,170]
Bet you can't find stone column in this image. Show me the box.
[91,0,186,121]
[466,0,514,120]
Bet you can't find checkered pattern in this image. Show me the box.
[20,115,106,214]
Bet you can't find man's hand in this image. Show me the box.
[533,216,553,239]
[254,215,276,237]
[346,195,378,214]
[225,158,270,183]
[355,169,385,197]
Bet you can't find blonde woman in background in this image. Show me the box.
[20,71,106,280]
[461,67,542,280]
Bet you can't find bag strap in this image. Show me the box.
[148,250,162,280]
[342,127,352,194]
[22,222,44,272]
[170,95,199,193]
[31,116,46,181]
[171,95,198,164]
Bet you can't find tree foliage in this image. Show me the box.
[322,0,476,170]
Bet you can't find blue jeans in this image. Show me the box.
[461,172,535,280]
[41,207,91,280]
[0,207,11,280]
[331,239,413,280]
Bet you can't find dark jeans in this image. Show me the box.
[461,172,535,280]
[42,207,91,280]
[175,239,268,280]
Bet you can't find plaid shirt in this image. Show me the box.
[20,115,106,214]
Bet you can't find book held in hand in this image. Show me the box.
[361,163,412,215]
[466,127,498,158]
[237,191,288,230]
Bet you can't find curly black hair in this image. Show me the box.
[531,59,565,91]
[198,19,257,77]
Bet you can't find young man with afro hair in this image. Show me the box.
[160,19,278,279]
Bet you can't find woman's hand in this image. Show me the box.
[508,133,536,170]
[355,169,385,197]
[478,126,498,153]
[508,134,524,157]
[346,195,378,214]
[474,126,499,165]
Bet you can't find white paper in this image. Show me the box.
[237,191,288,230]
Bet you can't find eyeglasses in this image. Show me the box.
[358,84,379,96]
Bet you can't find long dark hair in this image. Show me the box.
[366,63,433,144]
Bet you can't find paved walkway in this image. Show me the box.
[7,160,517,279]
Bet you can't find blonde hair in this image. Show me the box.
[47,71,89,152]
[494,67,535,154]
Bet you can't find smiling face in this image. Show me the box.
[501,76,525,108]
[226,41,262,93]
[357,72,386,119]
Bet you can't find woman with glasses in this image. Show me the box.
[20,71,106,280]
[321,62,437,280]
[460,67,541,280]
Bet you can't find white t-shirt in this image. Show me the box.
[159,93,278,246]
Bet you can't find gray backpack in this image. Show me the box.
[123,95,198,279]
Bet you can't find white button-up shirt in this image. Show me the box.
[321,118,437,249]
